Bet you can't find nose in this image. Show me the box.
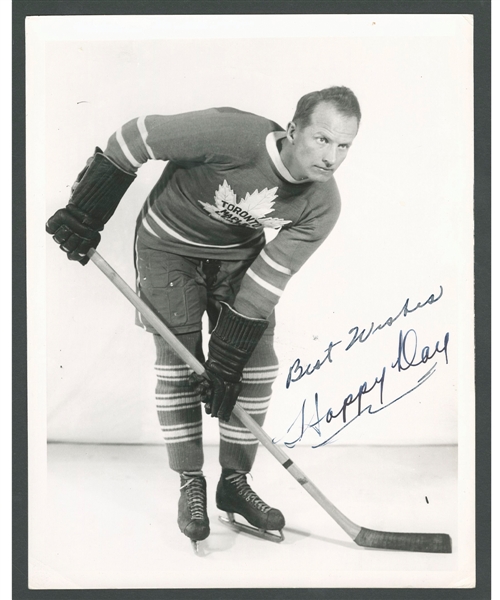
[323,146,337,167]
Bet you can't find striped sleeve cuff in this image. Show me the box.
[104,117,155,172]
[233,249,293,318]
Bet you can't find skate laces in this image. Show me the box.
[180,475,206,520]
[226,472,271,513]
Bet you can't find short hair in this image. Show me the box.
[292,86,361,128]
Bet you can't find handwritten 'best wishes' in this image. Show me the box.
[275,287,450,448]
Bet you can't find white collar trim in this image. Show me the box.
[265,131,306,184]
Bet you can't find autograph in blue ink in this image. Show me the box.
[345,286,443,351]
[285,287,444,390]
[286,340,342,389]
[274,327,450,448]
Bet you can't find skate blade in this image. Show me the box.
[219,513,285,543]
[191,540,208,556]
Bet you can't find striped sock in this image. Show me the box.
[218,330,278,472]
[153,333,205,473]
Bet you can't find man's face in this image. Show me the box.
[285,102,359,182]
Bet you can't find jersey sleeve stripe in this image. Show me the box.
[116,127,142,168]
[249,254,290,290]
[261,249,292,275]
[246,268,283,297]
[104,135,137,171]
[137,116,156,160]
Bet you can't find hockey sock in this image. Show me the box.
[218,329,278,472]
[153,333,205,473]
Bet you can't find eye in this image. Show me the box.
[316,136,328,144]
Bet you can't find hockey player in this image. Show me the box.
[46,86,361,550]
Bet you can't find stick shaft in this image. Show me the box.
[88,249,205,375]
[232,404,361,538]
[88,249,453,552]
[88,248,361,539]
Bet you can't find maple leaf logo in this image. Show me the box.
[198,180,292,230]
[198,180,237,224]
[238,187,279,219]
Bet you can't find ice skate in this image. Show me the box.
[178,472,210,554]
[216,469,285,542]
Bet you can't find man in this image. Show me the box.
[46,85,361,550]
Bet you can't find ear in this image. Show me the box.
[286,121,297,143]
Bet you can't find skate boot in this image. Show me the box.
[216,469,285,542]
[178,472,210,553]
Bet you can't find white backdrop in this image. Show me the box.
[27,15,474,448]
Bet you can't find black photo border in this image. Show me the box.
[12,1,491,599]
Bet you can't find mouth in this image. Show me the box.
[314,166,334,173]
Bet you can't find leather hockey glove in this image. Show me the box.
[46,148,136,265]
[192,302,268,422]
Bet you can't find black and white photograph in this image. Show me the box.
[22,6,481,594]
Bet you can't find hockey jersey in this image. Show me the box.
[103,107,341,319]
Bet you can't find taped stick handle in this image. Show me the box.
[87,248,361,540]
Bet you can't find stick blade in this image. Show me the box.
[354,527,452,553]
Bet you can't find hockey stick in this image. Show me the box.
[87,248,452,554]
